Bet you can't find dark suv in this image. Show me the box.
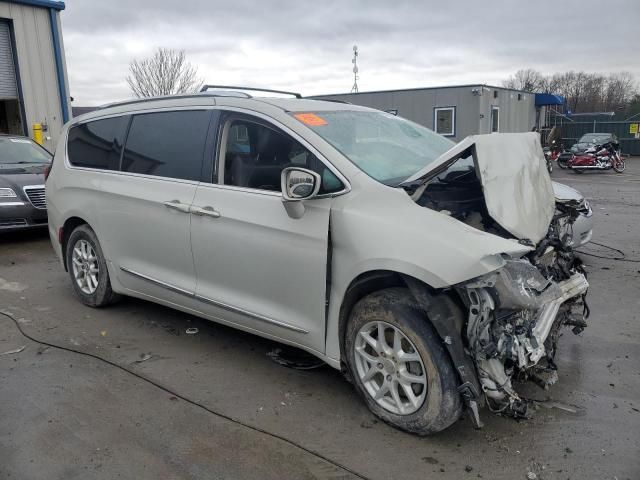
[0,135,52,231]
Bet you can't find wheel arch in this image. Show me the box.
[60,216,90,271]
[337,269,482,415]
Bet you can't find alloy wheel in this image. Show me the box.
[71,239,99,294]
[354,321,427,415]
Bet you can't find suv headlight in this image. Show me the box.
[0,188,17,199]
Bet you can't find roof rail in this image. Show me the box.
[200,85,303,99]
[97,92,220,111]
[316,98,351,104]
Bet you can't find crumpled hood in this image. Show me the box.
[404,132,555,244]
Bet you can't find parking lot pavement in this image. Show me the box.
[1,162,639,480]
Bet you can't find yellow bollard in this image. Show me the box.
[32,123,43,145]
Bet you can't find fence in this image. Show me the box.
[547,119,640,155]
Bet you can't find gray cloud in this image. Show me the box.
[60,0,640,105]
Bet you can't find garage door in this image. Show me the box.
[0,21,18,99]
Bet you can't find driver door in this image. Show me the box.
[189,112,340,353]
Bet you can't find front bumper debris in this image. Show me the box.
[460,259,589,418]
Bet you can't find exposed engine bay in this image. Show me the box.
[404,148,589,422]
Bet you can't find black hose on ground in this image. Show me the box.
[576,241,640,263]
[0,310,370,480]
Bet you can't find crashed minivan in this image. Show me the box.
[46,90,589,434]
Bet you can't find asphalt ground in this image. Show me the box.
[1,160,639,479]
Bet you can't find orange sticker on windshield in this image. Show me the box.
[294,113,328,126]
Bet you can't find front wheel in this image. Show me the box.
[547,159,553,173]
[66,224,120,307]
[613,158,626,173]
[345,288,462,435]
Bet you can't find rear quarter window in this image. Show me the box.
[67,116,129,170]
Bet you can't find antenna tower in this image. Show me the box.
[351,45,359,93]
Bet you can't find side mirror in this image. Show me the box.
[281,167,321,219]
[281,167,321,201]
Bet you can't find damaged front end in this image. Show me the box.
[403,133,590,424]
[458,252,588,418]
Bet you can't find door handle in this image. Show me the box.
[163,200,191,213]
[190,205,221,218]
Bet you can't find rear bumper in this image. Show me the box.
[0,201,48,231]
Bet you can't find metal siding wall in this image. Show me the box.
[478,88,536,135]
[0,20,18,98]
[0,2,63,149]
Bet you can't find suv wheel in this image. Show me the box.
[66,225,119,307]
[345,288,462,435]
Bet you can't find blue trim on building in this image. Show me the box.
[6,0,65,10]
[48,8,68,123]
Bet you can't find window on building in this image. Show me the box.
[67,116,129,170]
[221,117,343,194]
[121,110,211,181]
[433,107,455,136]
[491,106,500,133]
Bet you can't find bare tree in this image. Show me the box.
[502,69,544,92]
[126,48,203,98]
[502,69,638,114]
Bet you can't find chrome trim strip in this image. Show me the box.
[119,266,308,334]
[194,293,309,334]
[119,266,194,297]
[0,201,26,207]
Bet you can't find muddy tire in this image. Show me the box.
[66,224,119,307]
[344,288,462,435]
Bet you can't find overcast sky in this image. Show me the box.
[61,0,640,105]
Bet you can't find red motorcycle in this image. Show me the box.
[543,139,562,173]
[568,141,626,174]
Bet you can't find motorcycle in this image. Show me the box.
[543,139,562,173]
[568,141,625,174]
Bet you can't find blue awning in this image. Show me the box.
[535,93,565,106]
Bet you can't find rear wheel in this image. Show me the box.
[345,288,462,435]
[66,225,119,307]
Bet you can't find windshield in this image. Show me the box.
[0,137,52,164]
[292,111,454,185]
[579,133,611,143]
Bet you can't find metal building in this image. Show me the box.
[314,85,537,142]
[0,0,69,151]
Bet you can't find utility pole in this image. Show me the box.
[351,45,359,93]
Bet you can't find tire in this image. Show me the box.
[573,168,584,174]
[344,288,462,435]
[613,158,626,173]
[558,160,568,169]
[547,160,553,174]
[65,224,119,307]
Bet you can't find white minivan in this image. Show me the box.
[46,88,589,434]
